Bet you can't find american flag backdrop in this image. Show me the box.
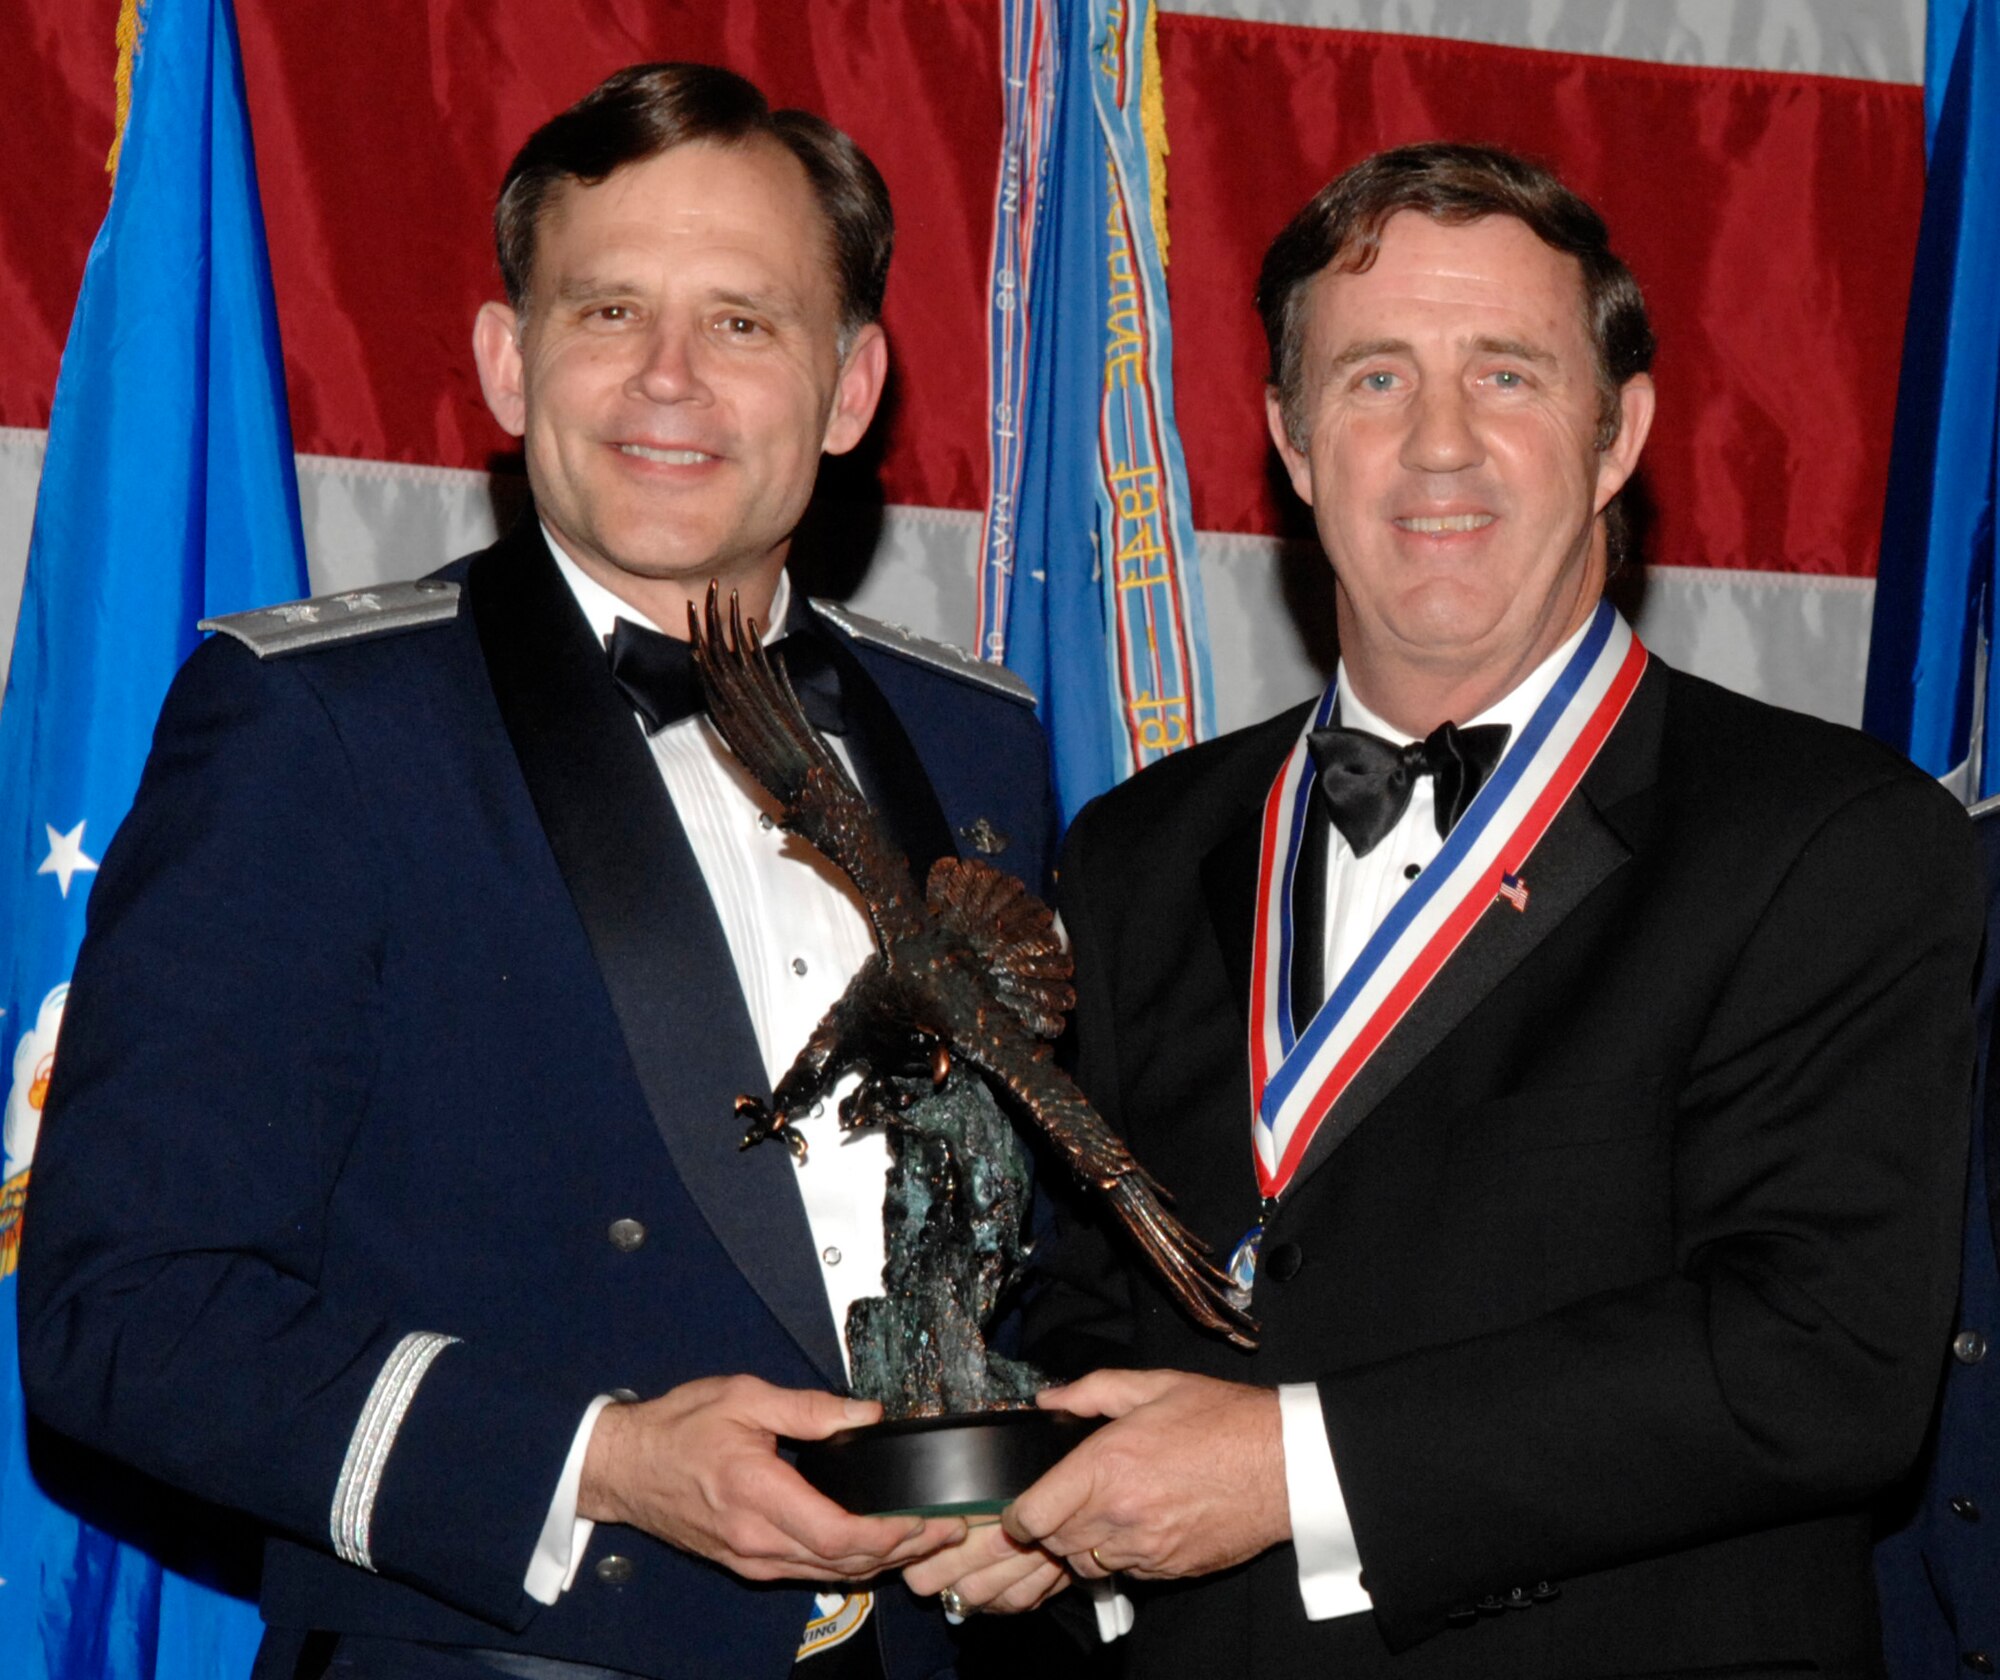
[0,2,1959,1675]
[0,0,1931,745]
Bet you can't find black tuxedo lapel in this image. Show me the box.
[1199,792,1331,1041]
[1288,787,1331,1038]
[468,525,847,1385]
[1200,709,1311,1029]
[1287,660,1666,1187]
[1206,662,1668,1193]
[1287,776,1636,1187]
[1202,813,1261,1026]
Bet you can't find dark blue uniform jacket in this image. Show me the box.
[1877,801,2000,1678]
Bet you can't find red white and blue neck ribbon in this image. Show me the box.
[1248,601,1647,1198]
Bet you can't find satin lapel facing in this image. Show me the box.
[1283,664,1666,1189]
[1286,785,1634,1188]
[1209,664,1665,1196]
[468,530,847,1386]
[1201,711,1313,1031]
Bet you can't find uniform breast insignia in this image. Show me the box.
[958,817,1009,856]
[795,1592,874,1661]
[200,578,460,659]
[809,600,1038,708]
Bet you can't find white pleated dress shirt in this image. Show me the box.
[524,541,893,1601]
[1278,618,1590,1621]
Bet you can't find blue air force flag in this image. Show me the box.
[0,0,308,1675]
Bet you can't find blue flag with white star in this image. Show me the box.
[0,0,306,1674]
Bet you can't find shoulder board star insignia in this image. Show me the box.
[201,578,461,659]
[809,599,1037,708]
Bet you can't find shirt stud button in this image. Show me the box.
[822,1246,842,1266]
[607,1218,646,1252]
[1403,863,1420,880]
[792,957,808,976]
[759,813,776,830]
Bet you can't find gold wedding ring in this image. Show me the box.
[1089,1547,1107,1573]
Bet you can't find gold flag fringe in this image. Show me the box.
[106,0,145,183]
[1140,1,1170,266]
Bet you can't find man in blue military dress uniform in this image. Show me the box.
[18,64,1051,1680]
[1876,796,2000,1678]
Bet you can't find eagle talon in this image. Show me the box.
[735,1093,805,1160]
[839,1076,896,1132]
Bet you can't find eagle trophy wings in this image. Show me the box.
[688,586,1256,1351]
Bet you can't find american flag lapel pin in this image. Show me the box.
[1497,870,1530,913]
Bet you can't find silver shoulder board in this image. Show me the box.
[199,580,461,659]
[810,599,1037,707]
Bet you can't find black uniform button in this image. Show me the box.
[1505,1586,1531,1609]
[1956,1330,1990,1364]
[595,1555,635,1586]
[607,1218,646,1252]
[1475,1594,1505,1615]
[608,1388,641,1404]
[1265,1242,1304,1282]
[1963,1653,1995,1675]
[1530,1581,1561,1601]
[1953,1497,1982,1522]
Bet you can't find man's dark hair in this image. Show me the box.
[1255,143,1655,563]
[494,62,893,347]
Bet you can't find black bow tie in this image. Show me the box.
[606,613,848,736]
[1306,719,1511,859]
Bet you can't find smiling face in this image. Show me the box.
[473,138,886,630]
[1267,210,1653,730]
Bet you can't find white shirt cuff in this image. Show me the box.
[1089,1577,1135,1641]
[1278,1381,1372,1620]
[524,1394,617,1604]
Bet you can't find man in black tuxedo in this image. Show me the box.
[20,64,1052,1680]
[909,143,1982,1675]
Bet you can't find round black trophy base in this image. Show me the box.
[790,1408,1103,1518]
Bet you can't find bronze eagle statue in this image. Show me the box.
[688,586,1256,1351]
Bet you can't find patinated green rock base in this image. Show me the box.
[844,1066,1043,1419]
